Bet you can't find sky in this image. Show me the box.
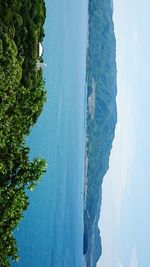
[98,0,150,266]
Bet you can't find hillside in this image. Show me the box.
[84,0,117,266]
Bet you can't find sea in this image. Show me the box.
[12,1,88,267]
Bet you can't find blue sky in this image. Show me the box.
[98,0,150,266]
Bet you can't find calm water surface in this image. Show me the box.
[12,1,88,267]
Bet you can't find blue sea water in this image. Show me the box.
[12,1,88,267]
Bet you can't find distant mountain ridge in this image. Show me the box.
[84,0,117,266]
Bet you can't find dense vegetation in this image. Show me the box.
[84,0,117,266]
[0,1,47,266]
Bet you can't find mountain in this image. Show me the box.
[84,0,117,266]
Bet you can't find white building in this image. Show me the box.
[36,60,47,70]
[36,42,47,70]
[38,42,43,57]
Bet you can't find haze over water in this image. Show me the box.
[12,1,88,266]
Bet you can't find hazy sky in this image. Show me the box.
[98,0,150,266]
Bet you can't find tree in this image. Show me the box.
[0,1,47,264]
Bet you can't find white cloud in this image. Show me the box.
[98,82,137,267]
[129,246,138,267]
[97,1,139,266]
[117,247,138,267]
[132,28,139,47]
[105,82,136,227]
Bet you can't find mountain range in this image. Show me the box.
[84,0,117,266]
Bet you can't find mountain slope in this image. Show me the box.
[84,0,117,266]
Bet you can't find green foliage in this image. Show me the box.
[0,0,46,265]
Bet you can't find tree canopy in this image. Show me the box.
[0,1,47,265]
